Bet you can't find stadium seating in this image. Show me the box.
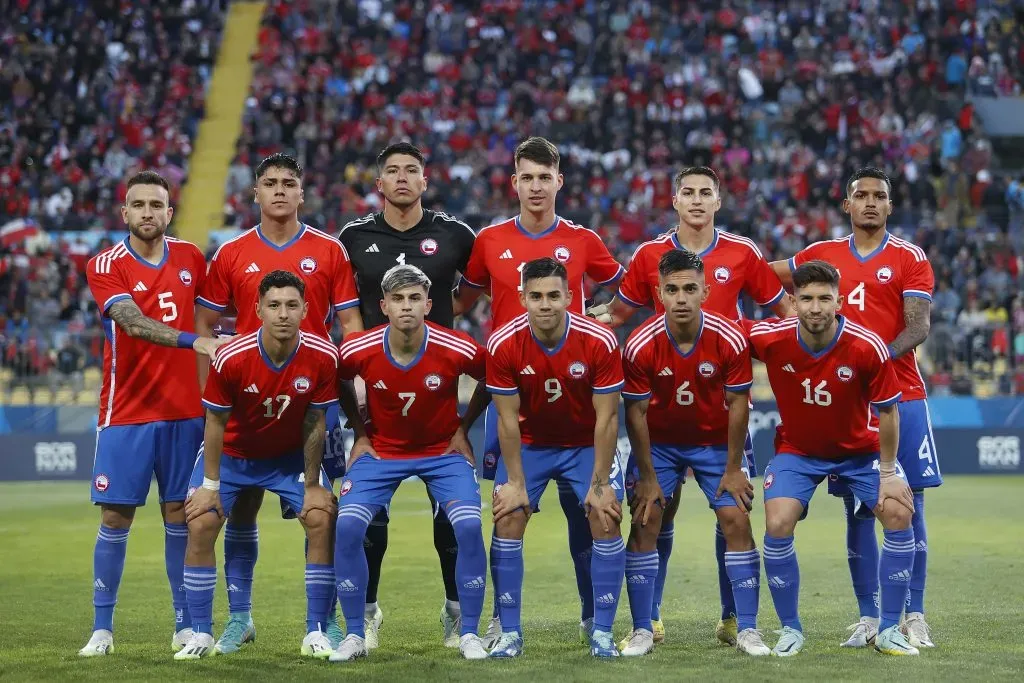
[2,0,1023,402]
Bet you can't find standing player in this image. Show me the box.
[330,264,491,662]
[486,258,625,659]
[592,166,789,647]
[175,270,339,660]
[748,261,919,657]
[79,170,223,657]
[620,249,768,657]
[457,137,624,644]
[194,153,362,653]
[772,167,937,648]
[338,143,477,648]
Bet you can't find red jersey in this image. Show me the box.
[461,216,624,328]
[486,311,624,447]
[87,237,206,427]
[338,322,486,459]
[202,330,339,459]
[198,224,359,337]
[623,311,752,446]
[747,316,902,459]
[617,229,785,319]
[789,232,933,401]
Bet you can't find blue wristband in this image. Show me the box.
[887,345,897,359]
[177,332,199,349]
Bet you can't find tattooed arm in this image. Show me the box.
[108,299,223,357]
[889,297,932,359]
[302,406,327,484]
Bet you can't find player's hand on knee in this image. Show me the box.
[716,466,754,514]
[349,437,379,467]
[300,483,337,520]
[630,475,665,527]
[585,483,622,533]
[878,466,915,516]
[492,481,530,522]
[185,488,223,523]
[445,426,475,466]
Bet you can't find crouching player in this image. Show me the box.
[176,270,340,660]
[620,249,766,657]
[331,265,492,662]
[747,261,918,656]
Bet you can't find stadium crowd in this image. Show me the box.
[2,0,1024,401]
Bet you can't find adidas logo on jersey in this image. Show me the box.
[337,579,359,592]
[782,364,796,373]
[245,262,260,273]
[596,593,617,605]
[499,249,513,260]
[243,384,259,394]
[463,576,486,589]
[365,243,380,253]
[373,380,388,390]
[498,592,516,606]
[658,367,673,376]
[888,569,911,582]
[735,577,759,590]
[133,281,147,292]
[520,365,536,375]
[767,576,788,589]
[94,579,109,591]
[922,466,935,477]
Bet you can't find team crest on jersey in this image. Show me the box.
[484,452,497,470]
[340,479,353,496]
[424,373,443,391]
[178,269,194,287]
[713,266,731,284]
[293,376,312,393]
[94,474,110,492]
[553,245,571,263]
[876,266,893,283]
[836,365,855,382]
[420,238,439,256]
[299,257,317,274]
[568,361,587,379]
[763,472,774,490]
[698,361,717,378]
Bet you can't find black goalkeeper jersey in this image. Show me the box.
[338,209,476,328]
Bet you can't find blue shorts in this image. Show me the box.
[828,399,942,496]
[764,452,908,512]
[339,454,480,514]
[91,417,204,506]
[481,402,500,481]
[625,443,751,510]
[188,448,331,518]
[494,444,624,512]
[624,431,755,492]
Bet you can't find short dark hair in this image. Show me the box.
[126,170,170,194]
[376,142,426,174]
[673,166,720,193]
[521,257,567,289]
[846,166,891,196]
[515,137,560,170]
[792,260,840,290]
[258,269,305,299]
[255,152,303,181]
[658,248,705,278]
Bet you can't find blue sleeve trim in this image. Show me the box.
[871,392,903,408]
[592,381,624,394]
[903,291,933,302]
[760,288,786,308]
[102,293,132,314]
[725,381,753,392]
[616,290,644,308]
[596,265,625,286]
[202,400,232,413]
[196,297,228,313]
[334,299,360,311]
[459,275,484,289]
[787,256,797,273]
[310,399,338,408]
[621,390,652,400]
[486,385,518,395]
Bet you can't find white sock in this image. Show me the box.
[445,599,461,616]
[365,602,378,614]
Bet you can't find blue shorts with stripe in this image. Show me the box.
[91,417,204,506]
[494,444,624,512]
[765,452,907,512]
[625,443,752,510]
[828,398,941,496]
[188,448,330,518]
[338,453,481,514]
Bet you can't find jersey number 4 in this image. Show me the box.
[847,282,866,311]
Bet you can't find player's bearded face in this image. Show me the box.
[512,159,563,216]
[658,270,708,326]
[255,168,303,220]
[793,284,841,335]
[672,175,720,229]
[122,184,172,242]
[381,286,431,332]
[257,287,307,341]
[521,276,570,333]
[377,155,427,209]
[843,178,892,231]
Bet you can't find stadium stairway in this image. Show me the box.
[175,0,266,245]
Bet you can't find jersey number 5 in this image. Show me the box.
[158,291,177,322]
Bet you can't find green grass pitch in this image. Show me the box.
[1,476,1022,681]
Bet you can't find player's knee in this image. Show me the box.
[302,508,333,535]
[588,517,622,541]
[100,504,136,529]
[187,512,222,547]
[626,520,659,553]
[494,510,526,540]
[716,508,754,548]
[877,502,912,530]
[764,514,796,539]
[335,510,371,550]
